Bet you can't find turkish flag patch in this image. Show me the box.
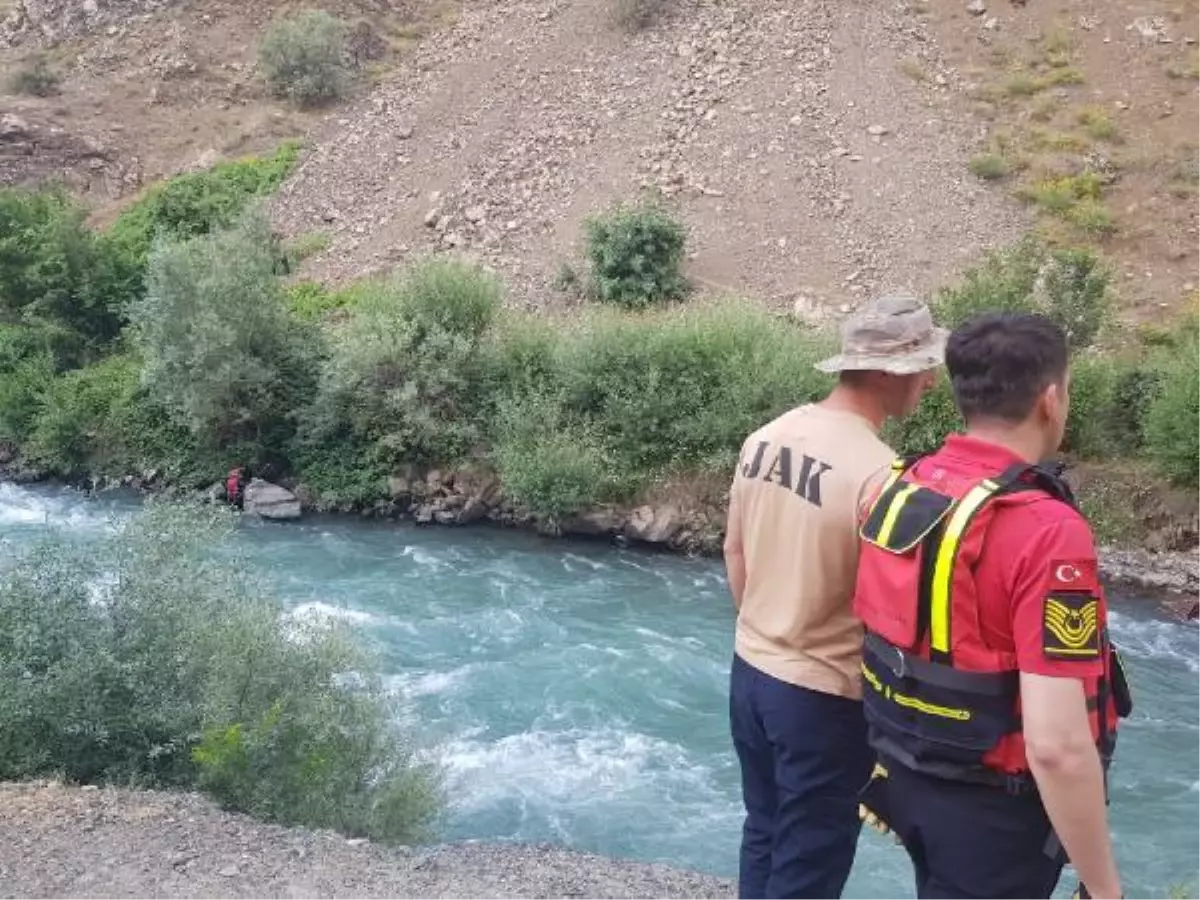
[1048,559,1098,591]
[1042,593,1102,661]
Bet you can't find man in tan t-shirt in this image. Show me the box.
[724,293,946,899]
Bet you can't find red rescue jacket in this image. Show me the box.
[226,468,244,502]
[853,456,1130,787]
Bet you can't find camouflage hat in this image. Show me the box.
[814,292,947,375]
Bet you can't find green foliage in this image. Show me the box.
[884,374,964,456]
[24,355,140,475]
[933,234,1111,349]
[129,209,320,465]
[109,142,302,267]
[0,325,56,443]
[0,502,441,841]
[584,199,688,309]
[7,56,61,96]
[0,187,138,354]
[284,280,364,320]
[557,303,831,473]
[494,394,624,523]
[486,302,833,519]
[259,10,352,107]
[299,259,501,476]
[1145,341,1199,486]
[968,152,1011,181]
[1063,355,1163,459]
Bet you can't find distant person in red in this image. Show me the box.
[225,466,251,510]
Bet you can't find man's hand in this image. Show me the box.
[1021,672,1122,899]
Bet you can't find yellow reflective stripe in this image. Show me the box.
[891,692,972,721]
[876,483,919,547]
[862,662,971,721]
[861,662,882,693]
[929,479,999,654]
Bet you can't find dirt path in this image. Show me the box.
[0,781,734,899]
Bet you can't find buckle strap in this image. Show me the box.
[864,632,1018,697]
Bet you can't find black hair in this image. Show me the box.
[945,312,1069,424]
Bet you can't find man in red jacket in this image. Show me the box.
[853,312,1129,899]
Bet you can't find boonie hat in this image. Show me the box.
[815,291,948,376]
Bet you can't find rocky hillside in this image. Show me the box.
[269,0,1029,314]
[3,0,1195,321]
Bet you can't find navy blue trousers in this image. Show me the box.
[879,760,1066,899]
[729,654,874,899]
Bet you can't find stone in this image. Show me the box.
[561,509,624,537]
[866,124,889,136]
[465,205,486,224]
[0,114,31,140]
[966,0,986,15]
[242,480,301,520]
[204,481,227,504]
[423,208,441,228]
[397,125,415,140]
[624,505,685,545]
[219,865,240,878]
[457,496,489,525]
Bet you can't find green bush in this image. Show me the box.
[0,326,56,443]
[259,10,352,107]
[299,259,501,474]
[584,200,688,309]
[554,302,832,474]
[129,209,320,465]
[0,187,138,354]
[493,394,626,522]
[1062,355,1162,460]
[109,141,302,267]
[0,502,441,842]
[7,56,61,96]
[933,234,1111,350]
[1145,342,1199,486]
[24,355,140,475]
[483,301,834,521]
[884,374,964,457]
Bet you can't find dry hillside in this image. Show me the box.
[3,0,1195,321]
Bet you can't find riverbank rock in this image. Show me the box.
[243,479,301,520]
[625,505,686,545]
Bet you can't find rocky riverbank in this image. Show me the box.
[0,781,733,899]
[3,457,1196,618]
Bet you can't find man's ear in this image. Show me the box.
[1040,379,1067,424]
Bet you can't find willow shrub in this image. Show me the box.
[0,502,441,842]
[129,208,320,468]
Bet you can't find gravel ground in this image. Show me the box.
[0,782,734,899]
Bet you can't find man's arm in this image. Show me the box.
[1009,516,1120,899]
[1021,673,1121,899]
[723,477,746,611]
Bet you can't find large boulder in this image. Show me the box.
[624,505,685,545]
[243,479,301,520]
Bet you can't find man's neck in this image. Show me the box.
[963,422,1047,464]
[818,383,888,432]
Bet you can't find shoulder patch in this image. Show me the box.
[1042,593,1101,661]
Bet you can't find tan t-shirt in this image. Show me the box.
[727,404,895,700]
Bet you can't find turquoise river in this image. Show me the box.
[1,482,1197,898]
